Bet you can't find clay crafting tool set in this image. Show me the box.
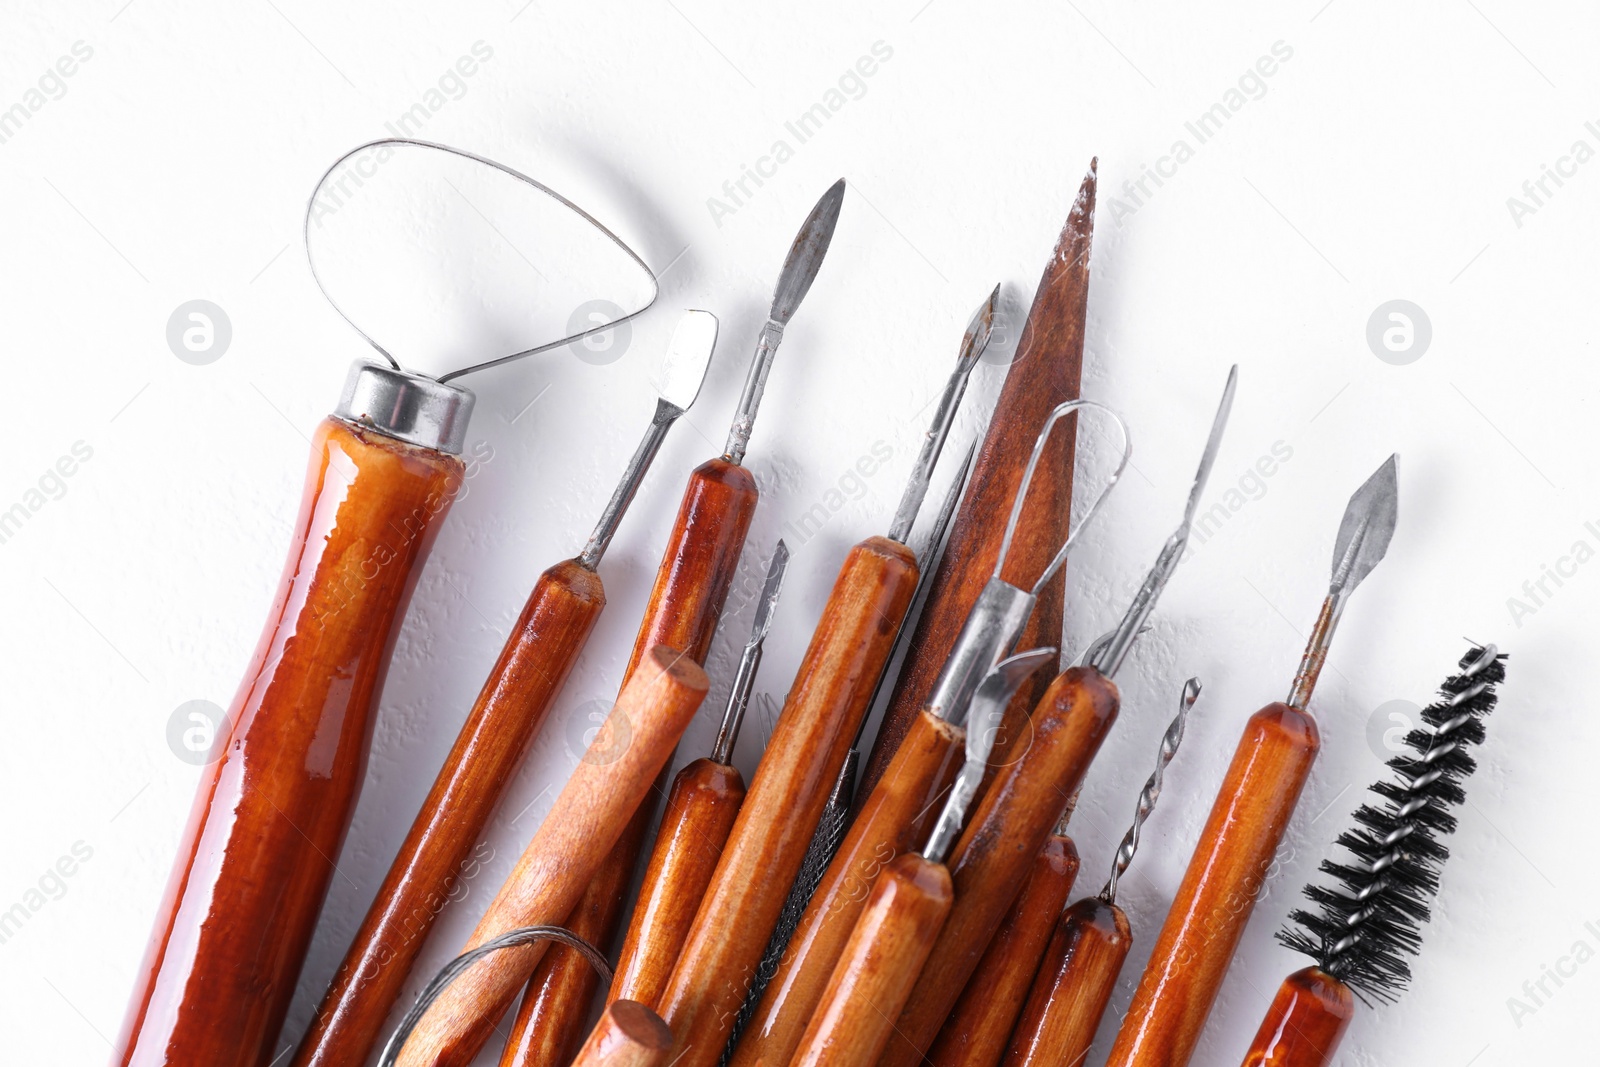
[116,133,1515,1067]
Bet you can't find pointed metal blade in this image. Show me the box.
[748,540,790,648]
[770,179,845,324]
[651,309,719,413]
[1330,453,1399,593]
[963,647,1058,768]
[1181,364,1238,527]
[957,284,1001,370]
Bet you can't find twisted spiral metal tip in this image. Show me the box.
[1101,677,1201,904]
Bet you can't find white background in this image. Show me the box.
[1,2,1594,1064]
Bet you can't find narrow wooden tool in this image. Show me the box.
[876,372,1238,1067]
[858,160,1097,805]
[114,389,469,1067]
[655,292,995,1067]
[791,652,1058,1067]
[1242,645,1504,1067]
[292,312,717,1067]
[927,825,1079,1067]
[1106,456,1400,1067]
[501,180,845,1067]
[728,396,1130,1067]
[569,1002,673,1067]
[607,545,789,1009]
[391,646,708,1067]
[1005,680,1200,1067]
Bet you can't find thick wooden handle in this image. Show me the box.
[1005,897,1132,1067]
[792,854,954,1067]
[1105,704,1320,1067]
[929,834,1080,1067]
[657,536,920,1067]
[394,647,710,1067]
[114,417,464,1067]
[859,172,1094,805]
[610,758,747,1008]
[296,558,605,1067]
[496,457,758,1067]
[879,667,1120,1067]
[1239,967,1353,1067]
[729,706,962,1067]
[570,1001,674,1067]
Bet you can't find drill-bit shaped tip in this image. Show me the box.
[711,543,789,764]
[1329,453,1399,595]
[1101,677,1201,904]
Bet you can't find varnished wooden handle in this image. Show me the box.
[496,457,758,1067]
[657,536,920,1067]
[1005,897,1132,1067]
[729,706,962,1067]
[610,758,747,1008]
[929,834,1080,1067]
[1239,967,1353,1067]
[114,417,464,1067]
[1105,704,1319,1067]
[858,168,1094,805]
[296,558,605,1067]
[569,1001,674,1067]
[394,647,710,1067]
[879,667,1121,1067]
[792,854,954,1067]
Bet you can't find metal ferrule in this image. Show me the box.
[578,398,678,571]
[922,766,980,863]
[334,360,475,454]
[1286,583,1350,709]
[722,320,784,465]
[926,579,1035,726]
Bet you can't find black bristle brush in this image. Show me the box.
[1238,642,1506,1067]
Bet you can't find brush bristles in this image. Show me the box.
[1277,644,1506,1004]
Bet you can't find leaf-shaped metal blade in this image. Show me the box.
[1330,454,1399,593]
[770,179,845,324]
[651,310,719,414]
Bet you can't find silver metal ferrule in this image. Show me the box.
[335,360,475,454]
[723,320,784,465]
[926,579,1035,725]
[578,399,679,571]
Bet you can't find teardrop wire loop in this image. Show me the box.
[304,137,661,382]
[375,924,612,1067]
[993,398,1132,595]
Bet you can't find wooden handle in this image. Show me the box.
[1239,967,1353,1067]
[858,168,1094,805]
[495,457,758,1067]
[792,854,954,1067]
[1105,704,1320,1067]
[113,417,464,1067]
[929,834,1080,1067]
[879,667,1120,1067]
[394,646,710,1067]
[610,758,747,1008]
[729,706,962,1067]
[656,536,920,1067]
[570,1001,674,1067]
[295,558,605,1067]
[1004,897,1133,1067]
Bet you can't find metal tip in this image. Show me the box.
[958,285,1001,369]
[962,647,1058,763]
[1101,676,1201,904]
[770,180,846,324]
[749,541,790,646]
[1330,453,1399,593]
[1181,365,1238,527]
[652,310,719,412]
